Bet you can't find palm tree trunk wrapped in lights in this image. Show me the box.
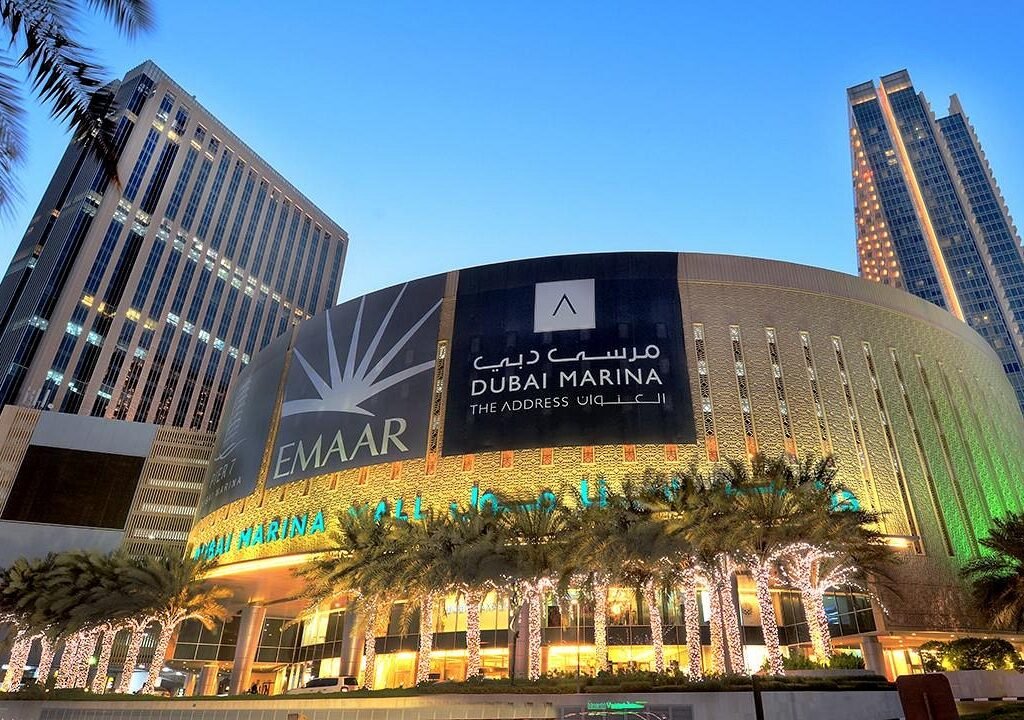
[71,628,100,688]
[751,560,784,675]
[527,583,543,680]
[802,588,832,661]
[35,635,55,687]
[55,633,81,688]
[0,630,32,691]
[642,578,665,673]
[142,621,177,694]
[361,600,379,690]
[721,576,745,674]
[82,629,102,687]
[680,569,703,679]
[415,591,438,684]
[116,620,149,694]
[705,557,742,674]
[91,624,120,694]
[593,577,609,672]
[465,588,483,678]
[782,543,860,661]
[707,581,725,673]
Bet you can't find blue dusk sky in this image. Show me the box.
[2,1,1024,301]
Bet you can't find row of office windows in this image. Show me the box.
[25,71,343,429]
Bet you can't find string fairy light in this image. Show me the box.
[361,598,379,689]
[71,628,100,688]
[415,591,437,684]
[593,575,609,673]
[707,579,726,674]
[55,633,82,689]
[749,554,785,676]
[704,554,743,674]
[91,623,121,694]
[141,623,176,694]
[782,543,860,661]
[35,635,55,686]
[680,567,703,679]
[721,583,745,673]
[0,629,33,692]
[115,617,153,694]
[465,587,482,678]
[641,578,665,673]
[527,582,543,680]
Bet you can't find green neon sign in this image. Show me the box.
[586,702,647,711]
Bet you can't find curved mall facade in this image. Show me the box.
[186,252,1024,688]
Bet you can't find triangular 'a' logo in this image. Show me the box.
[552,294,577,317]
[534,279,595,332]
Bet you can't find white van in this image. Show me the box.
[286,677,359,694]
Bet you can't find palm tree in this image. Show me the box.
[0,610,40,692]
[583,484,681,674]
[641,468,711,679]
[500,500,571,680]
[0,554,67,688]
[60,551,153,694]
[0,553,146,692]
[398,513,446,685]
[111,555,229,694]
[41,551,115,689]
[778,458,892,661]
[675,473,749,675]
[112,615,153,694]
[963,513,1024,631]
[560,499,616,673]
[719,455,822,676]
[0,0,155,214]
[296,505,407,689]
[405,504,506,680]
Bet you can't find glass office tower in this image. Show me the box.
[0,61,347,430]
[847,70,1024,411]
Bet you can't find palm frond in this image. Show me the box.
[0,57,25,216]
[84,0,154,38]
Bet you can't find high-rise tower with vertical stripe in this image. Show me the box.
[0,61,348,430]
[848,70,1024,412]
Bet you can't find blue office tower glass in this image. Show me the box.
[848,70,1024,412]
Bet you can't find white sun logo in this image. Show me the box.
[282,283,442,418]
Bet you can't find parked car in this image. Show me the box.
[286,677,359,694]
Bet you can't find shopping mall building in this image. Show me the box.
[183,251,1024,693]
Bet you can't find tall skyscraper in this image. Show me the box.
[0,61,347,430]
[847,70,1024,411]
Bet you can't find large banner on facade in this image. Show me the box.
[198,329,292,516]
[266,274,446,488]
[443,253,694,454]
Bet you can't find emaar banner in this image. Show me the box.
[266,274,446,488]
[443,253,695,454]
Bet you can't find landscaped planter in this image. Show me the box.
[941,670,1024,701]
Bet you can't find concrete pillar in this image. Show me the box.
[339,609,364,679]
[860,635,887,678]
[228,605,267,695]
[196,663,219,696]
[183,672,197,696]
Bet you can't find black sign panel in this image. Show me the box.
[198,329,292,516]
[267,274,446,488]
[443,253,694,454]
